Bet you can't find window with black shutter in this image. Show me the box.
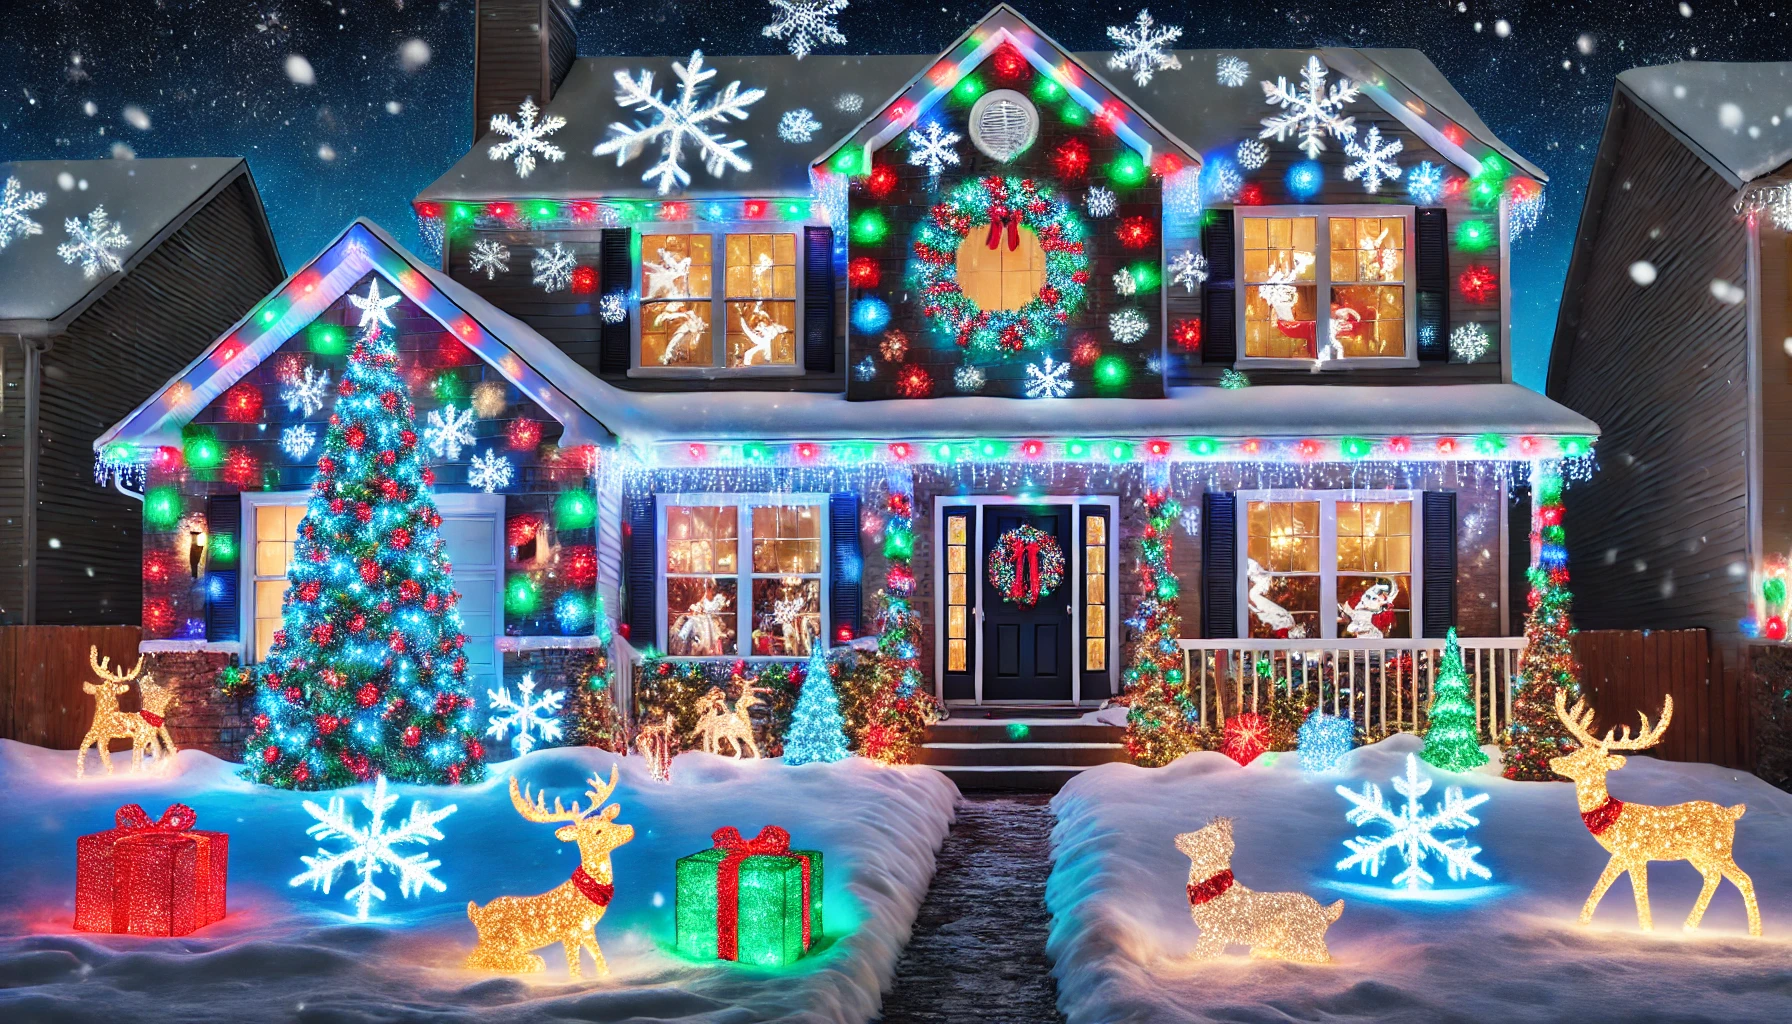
[1421,491,1458,636]
[804,227,836,373]
[1201,492,1239,638]
[1415,208,1449,361]
[828,492,860,640]
[1199,215,1236,365]
[204,495,241,642]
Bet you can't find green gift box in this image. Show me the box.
[675,825,823,966]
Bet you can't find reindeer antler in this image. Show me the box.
[1554,690,1601,748]
[1602,695,1673,751]
[585,764,620,809]
[89,645,144,685]
[509,776,595,823]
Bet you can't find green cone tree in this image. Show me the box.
[1421,628,1489,772]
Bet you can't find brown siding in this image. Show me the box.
[0,625,143,748]
[1758,225,1792,557]
[473,0,576,142]
[0,345,25,623]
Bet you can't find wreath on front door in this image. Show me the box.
[986,524,1066,608]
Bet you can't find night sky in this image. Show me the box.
[4,1,1787,388]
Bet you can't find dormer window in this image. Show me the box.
[636,228,801,374]
[1238,207,1414,366]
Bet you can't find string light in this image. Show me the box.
[1176,818,1343,962]
[1122,483,1191,765]
[675,824,822,966]
[1297,711,1354,772]
[1504,465,1583,781]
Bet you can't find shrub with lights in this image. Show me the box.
[634,657,798,757]
[1122,486,1198,766]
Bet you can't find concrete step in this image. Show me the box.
[916,741,1128,768]
[929,765,1090,792]
[925,719,1126,745]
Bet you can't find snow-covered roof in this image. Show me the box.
[1617,61,1792,187]
[0,157,266,332]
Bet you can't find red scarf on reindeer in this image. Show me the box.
[1187,869,1235,905]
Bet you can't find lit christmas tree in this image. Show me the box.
[243,279,485,789]
[783,645,848,765]
[1420,628,1489,772]
[1122,485,1197,766]
[1502,466,1583,781]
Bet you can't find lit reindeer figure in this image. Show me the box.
[76,647,178,778]
[466,766,634,978]
[1551,691,1761,936]
[689,681,766,759]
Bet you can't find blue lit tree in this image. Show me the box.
[783,645,849,765]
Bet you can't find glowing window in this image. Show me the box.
[1245,500,1322,639]
[946,513,970,672]
[1240,209,1413,363]
[639,231,801,371]
[252,504,307,661]
[663,499,825,658]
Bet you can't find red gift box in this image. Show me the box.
[74,803,229,936]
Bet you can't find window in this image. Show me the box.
[252,503,307,660]
[639,230,799,372]
[663,498,825,658]
[1241,493,1420,640]
[945,513,970,671]
[956,227,1046,312]
[1335,500,1413,639]
[1240,209,1411,364]
[1082,512,1107,672]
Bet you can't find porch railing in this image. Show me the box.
[1177,636,1527,741]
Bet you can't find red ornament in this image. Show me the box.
[1172,318,1202,352]
[310,622,334,646]
[399,579,422,602]
[1768,616,1787,641]
[263,745,281,765]
[894,365,933,398]
[1117,217,1155,249]
[347,612,366,633]
[571,266,598,294]
[1458,265,1497,303]
[222,383,263,422]
[292,764,310,784]
[848,257,881,288]
[867,164,899,199]
[357,683,380,707]
[507,515,543,547]
[403,725,421,748]
[1051,139,1091,179]
[390,527,412,550]
[298,580,321,603]
[1221,713,1269,766]
[436,334,472,366]
[221,448,259,488]
[143,598,175,633]
[507,418,542,451]
[345,425,367,450]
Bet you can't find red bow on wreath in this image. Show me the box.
[985,210,1023,252]
[1005,531,1045,606]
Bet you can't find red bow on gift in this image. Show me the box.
[115,803,197,833]
[1005,532,1044,607]
[713,824,791,856]
[985,210,1023,251]
[711,825,812,960]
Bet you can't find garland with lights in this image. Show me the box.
[1502,465,1584,781]
[562,598,626,750]
[634,657,797,757]
[1122,486,1197,766]
[985,525,1065,608]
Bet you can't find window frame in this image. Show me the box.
[1234,489,1426,641]
[1233,205,1419,370]
[656,492,832,660]
[629,221,808,379]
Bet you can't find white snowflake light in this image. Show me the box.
[1107,9,1183,88]
[280,424,317,460]
[486,673,566,756]
[1336,753,1492,889]
[281,364,332,416]
[1086,186,1117,217]
[1200,161,1242,203]
[853,356,876,381]
[532,243,576,292]
[488,97,566,179]
[1343,125,1403,193]
[779,108,822,143]
[1112,268,1138,296]
[423,404,477,460]
[954,364,986,392]
[1109,308,1149,344]
[835,93,863,113]
[1260,55,1360,159]
[593,50,766,195]
[906,120,961,179]
[1450,323,1492,362]
[1407,161,1444,205]
[1025,356,1073,399]
[469,239,510,280]
[290,775,457,921]
[0,176,48,251]
[468,449,514,493]
[1216,55,1251,88]
[1236,138,1269,170]
[57,206,129,279]
[1168,250,1208,292]
[762,0,848,60]
[350,279,400,330]
[599,294,627,323]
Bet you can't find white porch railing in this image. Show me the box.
[1177,637,1527,741]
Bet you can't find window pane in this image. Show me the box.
[667,506,737,574]
[256,540,288,578]
[641,234,711,299]
[257,505,285,541]
[947,546,966,573]
[1085,514,1105,545]
[1247,572,1320,639]
[948,638,968,672]
[666,576,737,656]
[751,577,819,656]
[725,300,797,367]
[750,504,821,573]
[947,515,967,545]
[1085,638,1107,671]
[641,300,713,367]
[1087,603,1105,638]
[1332,285,1404,357]
[1245,283,1317,359]
[948,573,966,605]
[1338,574,1411,639]
[724,233,798,299]
[1085,546,1105,574]
[948,605,967,639]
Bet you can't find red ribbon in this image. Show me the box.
[1581,795,1624,836]
[1187,869,1235,905]
[570,865,614,907]
[1005,533,1043,607]
[115,803,197,833]
[985,211,1022,251]
[712,825,812,960]
[139,710,165,728]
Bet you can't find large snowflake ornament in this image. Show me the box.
[281,364,332,416]
[468,449,513,493]
[1260,55,1360,159]
[488,97,566,179]
[1407,161,1444,205]
[1216,55,1251,87]
[1107,9,1183,88]
[57,206,130,279]
[1109,308,1150,344]
[1024,357,1073,399]
[532,243,576,292]
[469,239,510,280]
[762,0,848,60]
[423,404,477,460]
[0,176,47,251]
[1336,753,1492,889]
[906,121,961,179]
[1450,323,1492,362]
[1343,126,1404,193]
[1168,250,1208,292]
[290,775,458,921]
[486,673,566,756]
[779,108,822,143]
[593,50,766,195]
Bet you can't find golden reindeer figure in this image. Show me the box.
[76,647,177,778]
[1551,691,1761,936]
[689,681,765,758]
[466,766,634,978]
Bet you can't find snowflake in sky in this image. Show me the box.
[905,120,961,179]
[761,0,848,60]
[1024,357,1073,399]
[953,364,986,392]
[599,294,627,323]
[1107,9,1183,88]
[469,239,510,280]
[1168,250,1208,292]
[1406,161,1444,205]
[1259,55,1360,159]
[1343,125,1404,193]
[468,449,513,493]
[1336,753,1492,889]
[486,673,566,756]
[350,279,400,330]
[0,176,47,251]
[487,97,566,179]
[1085,186,1117,217]
[57,206,129,279]
[1220,368,1250,389]
[280,424,317,460]
[593,50,766,195]
[1450,323,1492,363]
[1216,54,1251,87]
[1109,308,1149,344]
[290,775,457,921]
[1236,138,1269,170]
[779,108,822,143]
[281,364,331,416]
[423,404,477,460]
[1112,268,1138,296]
[853,356,876,381]
[532,243,576,292]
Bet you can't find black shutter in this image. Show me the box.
[598,228,633,374]
[626,494,658,648]
[204,495,240,642]
[1421,491,1457,637]
[828,492,861,640]
[1415,209,1449,361]
[1199,214,1236,365]
[1200,492,1238,638]
[803,227,836,373]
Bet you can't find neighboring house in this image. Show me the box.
[0,157,282,625]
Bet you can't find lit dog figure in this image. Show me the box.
[1175,818,1343,963]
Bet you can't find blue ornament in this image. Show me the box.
[851,297,891,333]
[555,591,593,633]
[1286,160,1323,200]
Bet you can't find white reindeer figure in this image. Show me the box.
[1339,579,1397,639]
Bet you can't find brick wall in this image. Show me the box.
[146,650,252,761]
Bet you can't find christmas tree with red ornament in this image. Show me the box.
[1502,466,1582,781]
[1122,482,1196,767]
[242,278,486,789]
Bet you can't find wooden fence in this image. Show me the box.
[0,626,144,749]
[1572,628,1750,769]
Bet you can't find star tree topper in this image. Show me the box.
[1336,752,1492,889]
[593,50,766,195]
[290,775,458,921]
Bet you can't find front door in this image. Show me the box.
[980,504,1073,701]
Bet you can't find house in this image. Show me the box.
[97,5,1597,777]
[0,157,282,625]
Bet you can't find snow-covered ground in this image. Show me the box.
[0,740,957,1023]
[1047,733,1792,1023]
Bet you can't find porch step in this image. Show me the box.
[918,719,1129,791]
[926,720,1126,745]
[919,765,1095,792]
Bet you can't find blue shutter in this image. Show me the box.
[626,494,658,648]
[599,228,633,374]
[1422,491,1458,637]
[1199,214,1236,364]
[803,227,836,373]
[828,492,861,640]
[204,495,240,642]
[1200,492,1238,638]
[1416,209,1449,361]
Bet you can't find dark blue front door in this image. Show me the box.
[980,504,1073,701]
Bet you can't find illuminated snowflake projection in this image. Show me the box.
[593,50,766,195]
[906,121,961,179]
[469,239,510,280]
[1112,268,1138,296]
[1450,323,1492,362]
[953,364,986,392]
[0,176,47,250]
[280,364,332,416]
[1336,752,1492,889]
[1259,55,1360,159]
[1236,138,1269,170]
[1168,250,1208,293]
[467,449,513,493]
[1215,55,1251,87]
[486,673,566,756]
[532,243,576,292]
[761,0,848,60]
[1024,357,1073,399]
[1109,308,1149,344]
[853,356,876,381]
[778,108,822,143]
[1107,9,1183,88]
[1343,125,1404,193]
[280,424,317,460]
[1201,160,1242,203]
[487,97,566,179]
[423,404,477,460]
[1085,186,1117,217]
[835,93,863,113]
[57,206,129,278]
[599,294,627,323]
[290,775,458,921]
[1407,161,1444,205]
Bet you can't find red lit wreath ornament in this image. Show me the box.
[986,525,1066,608]
[911,176,1090,356]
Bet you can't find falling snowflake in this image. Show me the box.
[853,356,876,381]
[350,279,400,330]
[57,206,129,279]
[835,93,864,113]
[0,176,47,251]
[1510,186,1546,241]
[423,404,477,460]
[281,364,332,416]
[280,424,317,460]
[1107,9,1183,88]
[1259,55,1360,159]
[1216,55,1251,87]
[1236,138,1269,170]
[761,0,848,60]
[532,243,576,292]
[1112,268,1138,296]
[486,673,566,756]
[469,239,510,280]
[599,294,627,323]
[1086,186,1117,217]
[1109,308,1149,344]
[593,50,766,195]
[1220,368,1250,389]
[1406,161,1444,205]
[1336,752,1492,889]
[468,449,514,493]
[487,97,566,179]
[779,108,822,143]
[906,120,961,179]
[1025,357,1073,399]
[1168,250,1208,292]
[290,775,458,921]
[953,365,986,392]
[1450,323,1492,362]
[1343,126,1404,193]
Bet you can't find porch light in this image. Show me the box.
[188,526,208,579]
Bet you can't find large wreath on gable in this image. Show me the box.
[911,176,1090,356]
[986,525,1067,608]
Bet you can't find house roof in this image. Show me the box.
[1616,61,1792,188]
[0,157,273,333]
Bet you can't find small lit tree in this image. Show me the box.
[1421,628,1488,772]
[1503,466,1583,781]
[783,645,849,765]
[1122,486,1199,766]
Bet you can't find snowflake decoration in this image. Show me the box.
[1450,323,1492,362]
[1200,161,1242,203]
[281,364,332,416]
[1112,268,1138,297]
[1024,356,1073,399]
[779,108,822,143]
[1259,55,1360,159]
[853,356,877,381]
[532,243,576,292]
[599,294,627,323]
[57,206,129,279]
[1406,161,1444,205]
[1336,753,1492,889]
[487,97,566,179]
[593,50,766,195]
[1220,368,1250,389]
[1145,355,1164,376]
[486,673,566,756]
[761,0,848,60]
[280,424,317,460]
[290,775,457,921]
[1086,186,1117,217]
[954,364,986,392]
[1107,9,1183,88]
[0,176,47,251]
[469,239,510,280]
[468,449,514,493]
[1236,138,1269,170]
[1511,186,1546,241]
[906,121,961,179]
[423,404,477,460]
[1343,126,1404,193]
[350,279,400,330]
[1109,308,1149,344]
[835,93,863,113]
[1168,250,1208,293]
[1216,55,1251,88]
[1179,504,1202,537]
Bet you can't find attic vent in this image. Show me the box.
[969,90,1038,162]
